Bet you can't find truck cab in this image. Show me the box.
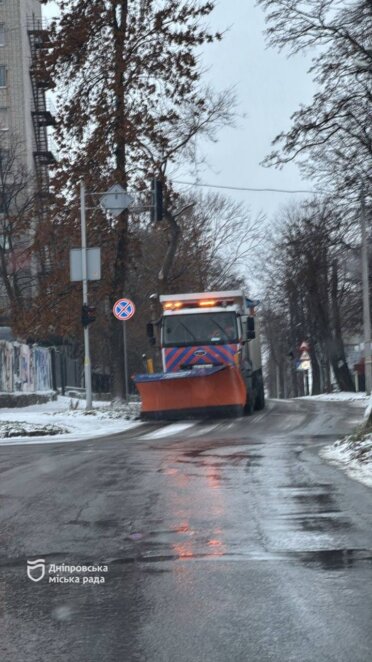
[159,291,264,412]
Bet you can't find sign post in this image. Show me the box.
[296,348,311,396]
[112,298,136,403]
[77,181,134,410]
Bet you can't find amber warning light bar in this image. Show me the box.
[163,301,183,310]
[163,298,235,310]
[199,300,216,307]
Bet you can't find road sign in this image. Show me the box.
[70,247,101,281]
[101,184,134,217]
[112,298,136,321]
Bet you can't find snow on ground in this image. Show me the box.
[321,433,372,488]
[296,391,372,487]
[0,396,141,445]
[299,392,369,406]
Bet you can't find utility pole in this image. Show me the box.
[80,180,93,409]
[361,184,372,395]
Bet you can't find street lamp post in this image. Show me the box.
[80,180,93,409]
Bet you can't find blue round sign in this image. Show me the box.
[113,298,136,321]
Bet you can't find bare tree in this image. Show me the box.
[258,0,372,201]
[0,134,38,322]
[259,198,356,393]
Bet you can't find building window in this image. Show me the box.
[0,25,4,47]
[0,107,7,131]
[0,66,6,87]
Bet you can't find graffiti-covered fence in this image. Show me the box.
[0,341,53,393]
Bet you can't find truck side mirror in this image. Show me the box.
[246,317,255,340]
[146,322,156,346]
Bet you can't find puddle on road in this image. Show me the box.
[271,510,351,533]
[298,515,351,532]
[277,483,338,514]
[268,482,353,533]
[156,446,263,478]
[178,447,263,470]
[297,548,372,570]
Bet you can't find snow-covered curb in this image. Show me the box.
[320,433,372,488]
[0,421,69,438]
[0,397,141,444]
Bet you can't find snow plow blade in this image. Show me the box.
[133,365,247,420]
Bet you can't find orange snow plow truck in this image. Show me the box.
[133,291,264,420]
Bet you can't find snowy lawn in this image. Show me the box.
[321,430,372,489]
[298,391,372,487]
[0,396,141,444]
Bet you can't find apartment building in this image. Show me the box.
[0,0,43,170]
[0,0,54,327]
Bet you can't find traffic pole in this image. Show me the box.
[81,180,93,409]
[123,321,129,404]
[112,299,136,403]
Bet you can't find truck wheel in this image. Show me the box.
[244,391,254,415]
[255,382,265,411]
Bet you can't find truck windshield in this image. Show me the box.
[162,312,239,347]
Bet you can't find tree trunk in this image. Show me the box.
[327,337,355,391]
[310,347,321,395]
[109,211,129,400]
[110,313,125,400]
[329,259,355,391]
[108,0,129,401]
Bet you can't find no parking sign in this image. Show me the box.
[112,298,136,403]
[112,298,136,321]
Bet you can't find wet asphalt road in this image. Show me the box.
[1,398,372,661]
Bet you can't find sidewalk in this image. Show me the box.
[0,396,140,444]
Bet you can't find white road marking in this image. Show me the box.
[189,424,219,437]
[142,422,196,439]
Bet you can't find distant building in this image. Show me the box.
[0,0,55,194]
[0,0,55,324]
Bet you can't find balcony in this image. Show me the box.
[32,99,56,128]
[27,17,51,48]
[33,132,58,166]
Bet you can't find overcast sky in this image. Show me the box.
[42,1,317,224]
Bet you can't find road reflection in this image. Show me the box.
[159,449,227,560]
